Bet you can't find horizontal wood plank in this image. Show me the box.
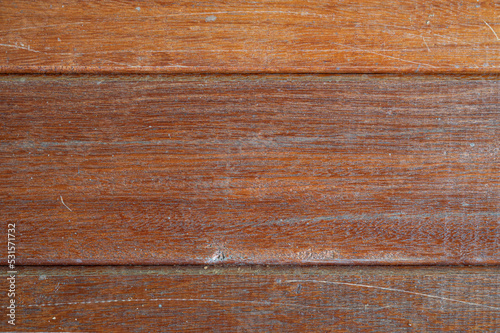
[1,266,499,331]
[1,74,499,265]
[1,0,500,74]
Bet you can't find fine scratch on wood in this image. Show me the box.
[59,195,72,212]
[404,31,479,47]
[0,21,89,33]
[98,60,145,68]
[283,280,500,311]
[422,36,431,52]
[132,10,336,20]
[0,43,40,53]
[15,297,329,310]
[329,41,439,68]
[99,59,189,68]
[483,20,500,41]
[366,50,438,68]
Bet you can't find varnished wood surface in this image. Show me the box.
[1,266,499,332]
[1,0,500,74]
[1,74,499,265]
[2,2,499,330]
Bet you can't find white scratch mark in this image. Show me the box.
[328,41,439,68]
[205,15,217,22]
[98,60,142,68]
[60,196,72,212]
[0,43,40,53]
[373,304,393,310]
[99,59,189,68]
[483,20,500,41]
[13,297,329,310]
[363,50,437,68]
[209,249,225,262]
[144,10,335,20]
[404,32,479,47]
[0,21,89,33]
[284,280,500,311]
[422,36,431,52]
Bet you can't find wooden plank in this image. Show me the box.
[1,0,499,74]
[1,266,499,331]
[1,74,499,265]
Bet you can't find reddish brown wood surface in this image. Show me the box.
[1,74,498,265]
[1,266,499,332]
[1,0,499,74]
[2,2,499,330]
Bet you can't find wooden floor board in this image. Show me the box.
[1,74,499,265]
[1,266,499,332]
[1,0,499,73]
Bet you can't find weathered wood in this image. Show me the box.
[1,266,499,331]
[1,0,499,74]
[1,74,498,265]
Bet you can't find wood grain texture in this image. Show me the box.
[1,266,499,332]
[1,74,499,265]
[1,0,499,74]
